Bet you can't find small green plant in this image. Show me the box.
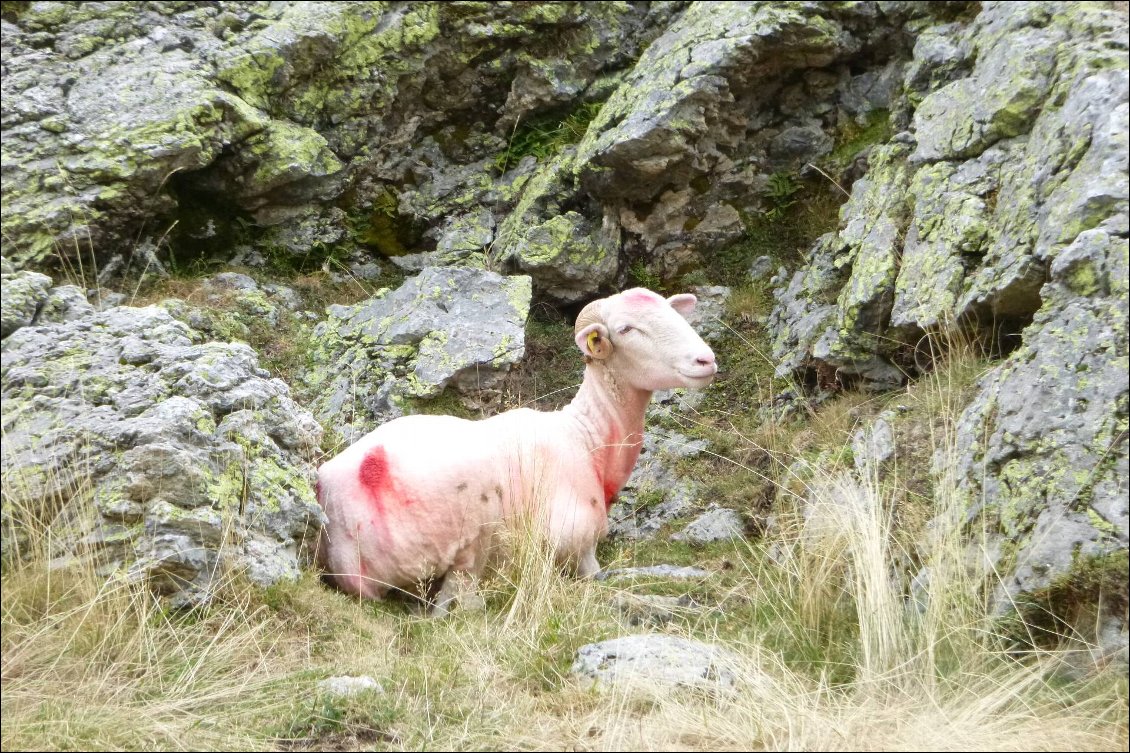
[280,685,398,745]
[494,100,605,174]
[824,109,893,173]
[763,172,802,221]
[628,259,665,292]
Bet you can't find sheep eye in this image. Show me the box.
[616,325,634,336]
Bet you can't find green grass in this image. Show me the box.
[494,100,606,174]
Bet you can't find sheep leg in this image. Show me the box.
[428,570,484,617]
[576,548,601,579]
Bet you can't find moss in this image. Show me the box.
[825,109,892,171]
[404,390,476,420]
[0,1,30,22]
[1011,549,1130,649]
[349,187,424,258]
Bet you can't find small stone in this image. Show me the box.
[317,675,383,697]
[671,507,745,544]
[749,255,774,281]
[851,416,896,473]
[596,564,711,581]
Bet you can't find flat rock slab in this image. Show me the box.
[572,635,738,690]
[671,507,745,544]
[611,593,699,627]
[596,565,711,581]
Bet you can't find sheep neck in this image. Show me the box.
[565,362,650,506]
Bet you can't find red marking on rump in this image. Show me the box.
[359,446,391,496]
[359,445,415,515]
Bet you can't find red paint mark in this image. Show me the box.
[623,290,661,306]
[595,428,620,510]
[359,446,391,496]
[593,427,644,510]
[359,444,415,519]
[603,477,618,509]
[358,446,394,540]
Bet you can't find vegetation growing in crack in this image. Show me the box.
[494,100,607,174]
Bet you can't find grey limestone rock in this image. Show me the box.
[852,414,897,473]
[671,506,745,544]
[1,266,53,338]
[572,635,738,690]
[1,293,325,599]
[307,266,532,438]
[596,565,711,582]
[317,675,384,698]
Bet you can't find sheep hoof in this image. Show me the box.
[427,571,483,617]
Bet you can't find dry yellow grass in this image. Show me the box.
[2,318,1126,751]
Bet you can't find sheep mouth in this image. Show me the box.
[678,367,718,384]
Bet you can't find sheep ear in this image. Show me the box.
[667,293,697,319]
[575,323,613,360]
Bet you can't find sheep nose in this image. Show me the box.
[695,351,716,368]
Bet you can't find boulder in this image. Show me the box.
[306,266,531,439]
[1,298,325,603]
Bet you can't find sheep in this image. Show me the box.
[316,287,717,614]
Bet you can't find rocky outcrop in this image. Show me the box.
[954,227,1128,609]
[0,1,669,279]
[772,3,1127,387]
[1,1,1126,636]
[306,266,531,440]
[769,2,1128,631]
[1,256,95,338]
[1,295,325,603]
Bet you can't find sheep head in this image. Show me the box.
[574,288,718,391]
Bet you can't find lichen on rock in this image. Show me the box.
[1,286,325,602]
[306,266,532,440]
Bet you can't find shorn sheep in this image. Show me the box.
[316,287,717,614]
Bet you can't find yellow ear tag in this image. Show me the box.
[587,331,601,354]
